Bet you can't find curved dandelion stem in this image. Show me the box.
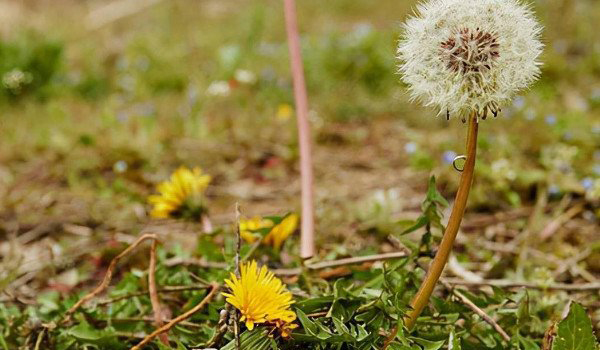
[407,112,479,328]
[383,113,479,347]
[283,0,316,259]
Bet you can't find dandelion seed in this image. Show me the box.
[148,166,211,220]
[223,261,296,330]
[397,0,543,120]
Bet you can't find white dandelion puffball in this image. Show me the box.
[398,0,543,121]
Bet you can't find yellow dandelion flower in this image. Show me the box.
[264,214,299,250]
[276,104,293,121]
[222,261,296,330]
[239,217,274,243]
[148,166,211,219]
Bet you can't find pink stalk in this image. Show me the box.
[284,0,315,259]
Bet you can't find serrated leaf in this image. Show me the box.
[296,309,318,336]
[552,303,598,350]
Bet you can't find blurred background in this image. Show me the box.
[0,0,599,336]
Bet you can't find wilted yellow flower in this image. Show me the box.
[239,216,275,243]
[223,261,296,330]
[264,214,299,249]
[148,166,211,219]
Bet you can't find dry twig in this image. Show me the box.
[148,239,168,345]
[443,281,511,341]
[62,233,159,324]
[130,283,220,350]
[443,278,600,291]
[166,251,409,276]
[233,203,242,350]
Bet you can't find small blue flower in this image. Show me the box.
[593,164,600,176]
[404,142,417,154]
[562,132,573,141]
[512,96,525,109]
[113,160,128,173]
[545,114,557,125]
[442,150,458,164]
[581,177,594,191]
[548,185,560,195]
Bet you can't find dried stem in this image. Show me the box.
[233,203,242,350]
[130,283,219,350]
[384,113,479,347]
[97,285,209,306]
[443,282,510,341]
[443,278,600,291]
[284,0,315,259]
[62,233,158,324]
[148,239,169,345]
[166,251,409,276]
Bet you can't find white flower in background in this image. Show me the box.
[2,69,32,92]
[206,80,231,97]
[398,0,543,121]
[234,69,257,84]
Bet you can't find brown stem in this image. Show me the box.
[130,283,219,350]
[383,113,479,348]
[443,281,510,341]
[149,239,169,345]
[284,0,315,259]
[233,203,241,350]
[62,234,158,324]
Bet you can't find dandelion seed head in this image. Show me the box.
[398,0,543,120]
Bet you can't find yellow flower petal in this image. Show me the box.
[148,166,211,219]
[222,260,296,330]
[264,214,299,249]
